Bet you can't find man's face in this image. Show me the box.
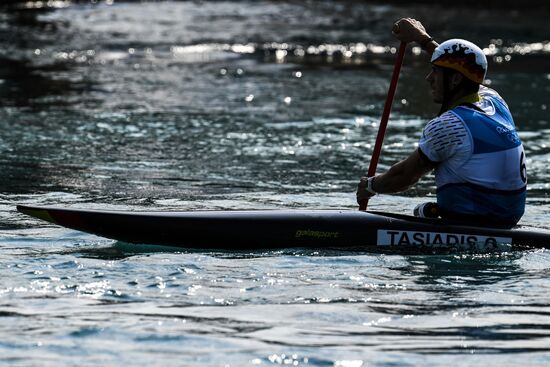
[426,66,444,104]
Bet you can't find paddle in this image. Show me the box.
[359,40,407,211]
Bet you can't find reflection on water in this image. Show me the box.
[0,1,548,208]
[1,230,550,364]
[1,1,550,366]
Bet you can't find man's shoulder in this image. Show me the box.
[479,85,500,97]
[421,111,469,149]
[419,111,471,163]
[479,85,508,106]
[424,111,464,132]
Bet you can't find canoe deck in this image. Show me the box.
[16,205,550,253]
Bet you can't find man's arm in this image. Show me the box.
[357,148,436,203]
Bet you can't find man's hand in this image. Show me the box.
[357,176,376,204]
[392,18,431,44]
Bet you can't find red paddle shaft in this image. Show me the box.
[359,41,407,211]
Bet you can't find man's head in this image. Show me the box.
[426,39,487,106]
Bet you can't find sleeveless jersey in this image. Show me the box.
[418,86,526,226]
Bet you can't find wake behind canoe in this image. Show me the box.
[16,205,550,253]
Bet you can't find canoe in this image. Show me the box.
[16,205,550,253]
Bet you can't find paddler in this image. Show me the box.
[356,18,526,228]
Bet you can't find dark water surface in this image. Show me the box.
[1,1,550,366]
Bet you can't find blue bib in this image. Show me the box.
[436,92,526,226]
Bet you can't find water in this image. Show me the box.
[1,1,550,365]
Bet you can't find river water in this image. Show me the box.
[1,1,549,366]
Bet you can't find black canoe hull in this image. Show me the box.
[16,205,550,253]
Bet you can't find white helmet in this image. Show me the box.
[431,39,487,84]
